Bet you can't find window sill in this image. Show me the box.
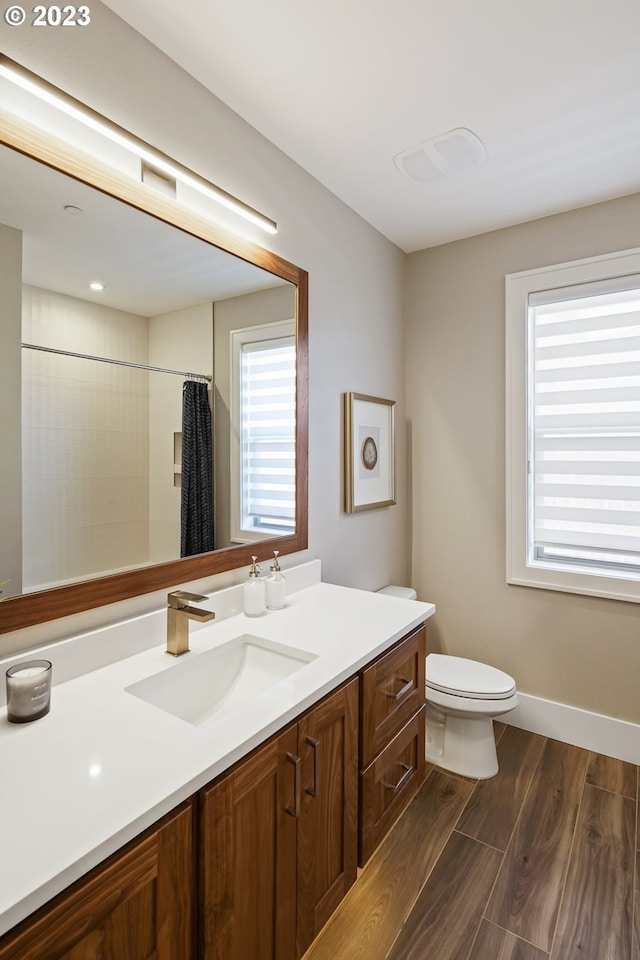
[507,561,640,603]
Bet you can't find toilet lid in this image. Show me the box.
[426,654,516,700]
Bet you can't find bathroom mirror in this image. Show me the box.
[0,106,308,635]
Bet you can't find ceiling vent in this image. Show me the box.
[394,127,486,182]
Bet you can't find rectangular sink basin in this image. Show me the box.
[125,634,317,727]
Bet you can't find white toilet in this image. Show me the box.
[376,585,518,780]
[425,654,518,779]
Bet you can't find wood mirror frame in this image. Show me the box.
[0,108,308,636]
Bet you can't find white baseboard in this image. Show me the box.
[504,692,640,765]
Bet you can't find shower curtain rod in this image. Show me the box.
[21,342,212,382]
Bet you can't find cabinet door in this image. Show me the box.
[200,725,298,960]
[360,624,426,768]
[0,802,194,960]
[360,705,426,865]
[296,678,359,957]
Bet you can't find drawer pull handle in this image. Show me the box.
[386,677,413,703]
[382,762,413,794]
[305,736,321,797]
[285,752,301,818]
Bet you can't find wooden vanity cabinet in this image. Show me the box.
[295,677,358,955]
[359,624,426,865]
[0,801,194,960]
[199,723,298,960]
[199,678,359,960]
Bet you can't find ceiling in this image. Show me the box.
[100,0,640,253]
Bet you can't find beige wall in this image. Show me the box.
[407,193,640,724]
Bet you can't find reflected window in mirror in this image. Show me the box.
[232,321,296,543]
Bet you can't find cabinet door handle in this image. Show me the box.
[285,752,301,818]
[305,736,320,797]
[382,762,413,794]
[386,677,413,704]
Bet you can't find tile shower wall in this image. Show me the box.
[21,286,150,590]
[0,224,22,599]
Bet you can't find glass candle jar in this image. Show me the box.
[6,660,52,723]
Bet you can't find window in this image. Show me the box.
[230,320,296,543]
[506,247,640,602]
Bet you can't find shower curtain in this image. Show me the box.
[180,380,214,557]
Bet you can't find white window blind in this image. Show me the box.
[530,284,640,571]
[240,335,296,536]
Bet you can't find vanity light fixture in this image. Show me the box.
[0,55,278,236]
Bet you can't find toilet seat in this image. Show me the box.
[426,654,516,701]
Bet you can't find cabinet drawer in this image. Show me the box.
[360,624,426,768]
[0,802,194,960]
[359,704,426,866]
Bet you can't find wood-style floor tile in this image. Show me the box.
[456,727,545,851]
[586,753,637,799]
[485,738,589,952]
[630,850,639,960]
[494,721,507,741]
[305,736,634,960]
[550,783,635,960]
[386,831,502,960]
[303,770,474,960]
[467,920,550,960]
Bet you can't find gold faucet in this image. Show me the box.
[166,591,215,656]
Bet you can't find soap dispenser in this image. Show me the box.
[265,550,286,610]
[244,556,266,617]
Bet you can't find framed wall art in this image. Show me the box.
[344,392,396,512]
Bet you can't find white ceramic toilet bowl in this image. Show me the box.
[426,654,518,779]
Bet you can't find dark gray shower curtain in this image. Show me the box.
[180,380,214,557]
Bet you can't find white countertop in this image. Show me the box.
[0,570,434,938]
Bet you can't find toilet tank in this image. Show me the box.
[376,585,418,600]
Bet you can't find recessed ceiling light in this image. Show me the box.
[63,204,83,215]
[89,282,105,291]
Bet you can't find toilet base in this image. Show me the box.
[426,714,498,779]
